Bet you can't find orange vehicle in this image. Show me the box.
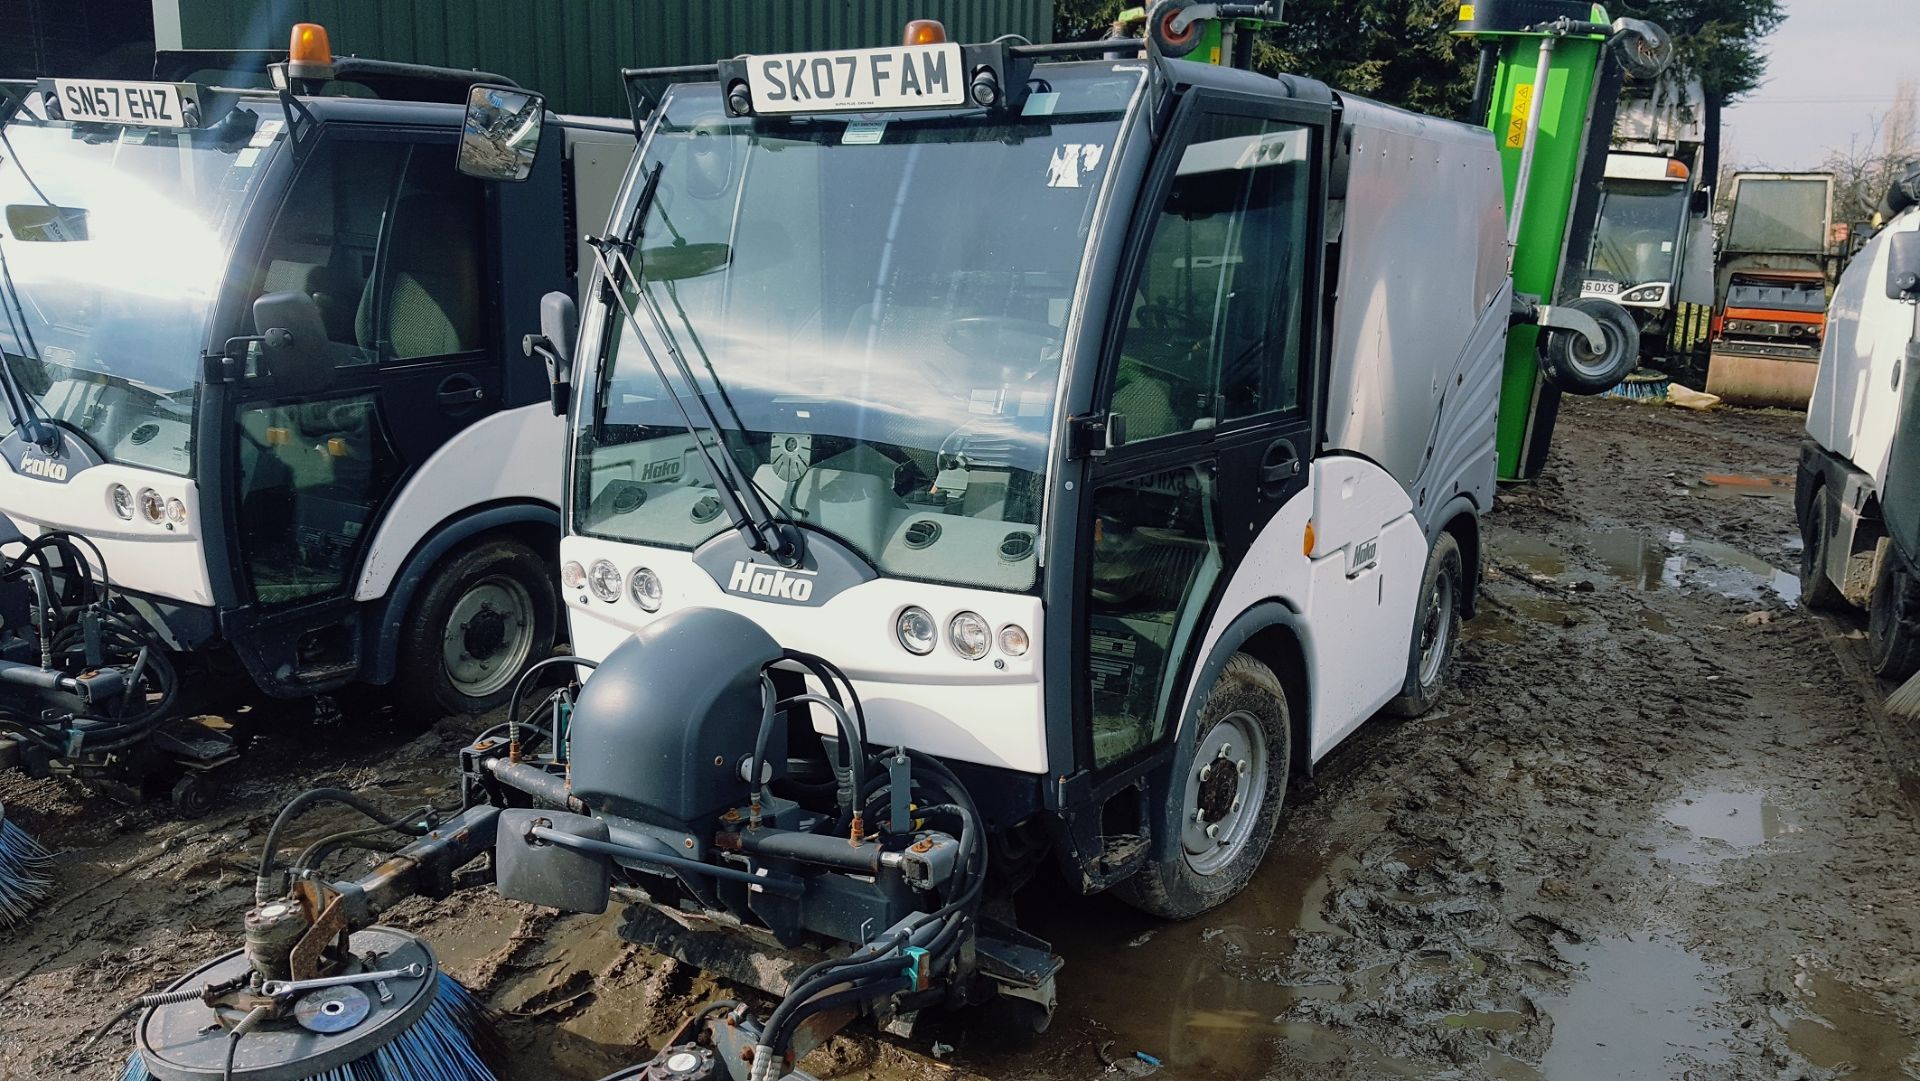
[1705,172,1841,407]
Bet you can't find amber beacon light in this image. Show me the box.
[903,19,949,45]
[287,22,335,80]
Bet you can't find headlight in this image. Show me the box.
[896,607,936,655]
[587,559,623,603]
[628,567,663,611]
[109,484,134,520]
[165,497,187,525]
[998,624,1030,657]
[562,561,587,590]
[137,488,165,524]
[949,611,991,660]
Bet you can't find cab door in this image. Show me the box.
[1074,92,1327,777]
[221,127,497,682]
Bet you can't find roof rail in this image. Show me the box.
[151,47,516,105]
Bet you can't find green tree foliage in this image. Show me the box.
[1053,0,1784,112]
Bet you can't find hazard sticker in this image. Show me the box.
[1506,83,1534,149]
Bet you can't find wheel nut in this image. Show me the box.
[1237,759,1249,774]
[1205,823,1220,840]
[1199,763,1213,782]
[1232,798,1242,812]
[1193,809,1207,824]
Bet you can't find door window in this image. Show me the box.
[255,140,406,365]
[235,392,398,605]
[253,140,486,366]
[1109,113,1314,441]
[1087,464,1223,768]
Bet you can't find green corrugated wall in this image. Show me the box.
[170,1,1054,119]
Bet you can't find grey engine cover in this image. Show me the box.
[568,607,784,830]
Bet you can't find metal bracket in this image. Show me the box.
[1534,304,1607,353]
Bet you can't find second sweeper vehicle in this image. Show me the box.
[119,4,1662,1078]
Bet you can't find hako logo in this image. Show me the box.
[726,560,815,602]
[18,453,68,482]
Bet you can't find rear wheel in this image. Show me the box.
[396,538,557,718]
[1868,552,1920,680]
[1799,487,1846,611]
[1117,653,1290,920]
[1388,533,1464,718]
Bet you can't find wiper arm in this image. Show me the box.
[587,235,796,565]
[0,242,53,448]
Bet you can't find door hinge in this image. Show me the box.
[201,351,241,384]
[1068,412,1128,459]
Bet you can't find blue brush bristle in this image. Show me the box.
[119,973,497,1081]
[0,810,54,927]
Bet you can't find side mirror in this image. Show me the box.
[457,83,545,182]
[1888,232,1920,302]
[251,291,335,395]
[521,291,578,416]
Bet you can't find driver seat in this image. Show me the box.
[356,195,482,360]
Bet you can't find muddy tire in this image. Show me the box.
[1117,653,1290,921]
[1387,533,1464,718]
[1799,488,1845,611]
[395,537,557,719]
[1868,554,1920,680]
[1538,298,1640,396]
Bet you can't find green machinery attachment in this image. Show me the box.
[1132,0,1667,481]
[1455,1,1672,480]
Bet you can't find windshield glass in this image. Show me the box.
[1585,178,1689,287]
[575,64,1143,592]
[0,104,280,474]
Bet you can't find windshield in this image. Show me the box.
[0,104,280,474]
[574,64,1143,592]
[1585,178,1689,287]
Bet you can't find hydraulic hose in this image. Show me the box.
[255,789,437,904]
[776,692,867,829]
[760,976,914,1073]
[504,655,596,761]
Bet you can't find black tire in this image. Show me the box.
[1868,552,1920,680]
[1146,0,1203,57]
[170,772,216,818]
[1116,653,1290,920]
[1539,297,1641,396]
[1387,533,1464,718]
[395,537,558,719]
[1799,487,1846,611]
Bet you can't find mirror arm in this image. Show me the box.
[204,335,264,385]
[523,333,571,416]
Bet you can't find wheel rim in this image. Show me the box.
[1566,325,1622,381]
[441,574,536,698]
[1181,711,1267,876]
[1416,570,1455,687]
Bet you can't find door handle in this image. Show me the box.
[1260,441,1301,495]
[435,374,485,409]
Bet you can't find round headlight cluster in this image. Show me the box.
[896,607,938,656]
[629,567,663,611]
[587,559,623,603]
[894,607,1029,662]
[137,488,166,524]
[109,483,135,520]
[561,561,588,591]
[948,612,991,660]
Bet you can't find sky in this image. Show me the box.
[1720,0,1915,170]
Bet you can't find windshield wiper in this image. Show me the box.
[0,244,54,448]
[587,164,798,565]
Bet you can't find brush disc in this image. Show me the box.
[0,803,54,926]
[132,926,459,1081]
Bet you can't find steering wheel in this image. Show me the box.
[942,316,1063,368]
[1132,304,1208,335]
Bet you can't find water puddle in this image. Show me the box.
[1586,529,1801,606]
[1777,964,1915,1075]
[1538,933,1729,1079]
[1652,789,1800,878]
[984,832,1363,1079]
[1695,474,1795,500]
[1500,536,1569,578]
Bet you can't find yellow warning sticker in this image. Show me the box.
[1506,83,1534,148]
[1459,3,1475,21]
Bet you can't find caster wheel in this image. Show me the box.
[170,773,217,818]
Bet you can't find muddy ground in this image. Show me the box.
[3,396,1917,1080]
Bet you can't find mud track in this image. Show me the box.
[2,397,1916,1080]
